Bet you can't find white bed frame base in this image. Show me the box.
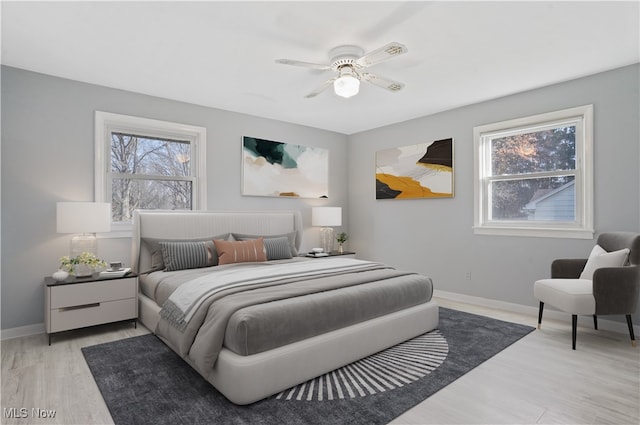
[138,293,438,404]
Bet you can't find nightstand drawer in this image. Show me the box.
[49,298,137,333]
[50,277,137,309]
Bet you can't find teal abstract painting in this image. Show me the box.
[242,136,329,198]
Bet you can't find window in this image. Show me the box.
[473,105,593,238]
[95,112,206,233]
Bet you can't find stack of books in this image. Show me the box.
[306,252,329,257]
[99,267,131,278]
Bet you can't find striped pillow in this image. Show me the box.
[232,231,298,256]
[214,238,267,265]
[160,240,217,272]
[262,236,293,260]
[143,233,228,272]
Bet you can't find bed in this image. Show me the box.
[132,210,439,405]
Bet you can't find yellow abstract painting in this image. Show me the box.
[376,138,453,199]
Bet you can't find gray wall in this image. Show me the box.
[348,64,640,324]
[2,64,639,331]
[1,66,348,330]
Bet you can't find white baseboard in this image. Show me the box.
[1,323,45,341]
[433,289,640,336]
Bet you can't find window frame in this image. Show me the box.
[95,111,207,235]
[473,105,594,239]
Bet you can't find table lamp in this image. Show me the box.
[57,202,111,257]
[312,207,342,253]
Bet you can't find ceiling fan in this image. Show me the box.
[275,42,408,99]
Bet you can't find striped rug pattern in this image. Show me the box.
[274,330,449,402]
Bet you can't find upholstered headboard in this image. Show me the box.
[131,210,303,273]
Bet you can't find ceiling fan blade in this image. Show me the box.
[361,72,405,92]
[275,59,331,71]
[355,42,408,68]
[305,78,337,98]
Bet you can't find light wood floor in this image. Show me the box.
[2,298,639,425]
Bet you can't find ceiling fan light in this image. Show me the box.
[334,75,360,98]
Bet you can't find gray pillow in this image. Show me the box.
[142,233,229,272]
[262,237,294,260]
[232,231,298,257]
[160,240,217,272]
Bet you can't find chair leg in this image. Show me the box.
[626,315,637,347]
[537,302,544,329]
[572,315,577,350]
[593,315,598,330]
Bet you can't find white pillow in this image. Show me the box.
[579,244,630,280]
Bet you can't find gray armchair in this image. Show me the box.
[534,232,640,349]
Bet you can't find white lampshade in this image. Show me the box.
[57,202,111,257]
[312,207,342,227]
[57,202,111,233]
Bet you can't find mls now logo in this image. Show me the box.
[3,407,56,419]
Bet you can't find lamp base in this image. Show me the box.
[319,227,334,254]
[70,233,97,257]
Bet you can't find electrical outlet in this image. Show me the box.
[465,271,472,280]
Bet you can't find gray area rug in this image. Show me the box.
[82,308,533,425]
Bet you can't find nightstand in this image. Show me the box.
[44,273,138,345]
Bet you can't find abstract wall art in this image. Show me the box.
[242,136,329,198]
[375,138,454,199]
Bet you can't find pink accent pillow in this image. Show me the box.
[214,238,267,265]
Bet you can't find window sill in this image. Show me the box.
[473,225,594,239]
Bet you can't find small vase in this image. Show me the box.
[338,244,344,254]
[73,264,94,277]
[52,269,69,282]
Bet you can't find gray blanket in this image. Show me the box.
[155,259,426,378]
[160,258,389,331]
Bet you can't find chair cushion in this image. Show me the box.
[579,244,630,280]
[534,278,595,314]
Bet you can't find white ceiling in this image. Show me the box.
[2,1,638,135]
